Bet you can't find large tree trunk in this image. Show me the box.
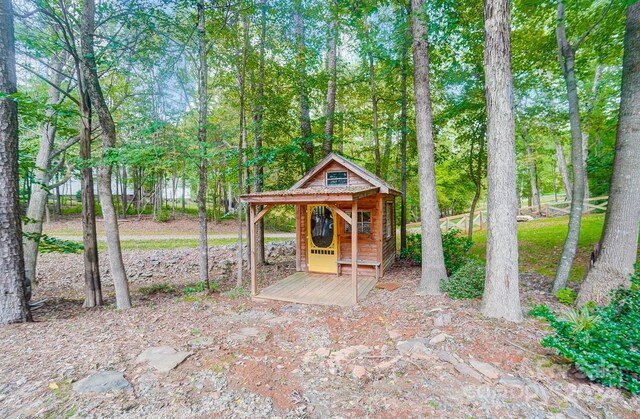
[555,139,572,201]
[411,0,448,295]
[0,0,32,324]
[254,3,267,265]
[197,0,209,290]
[322,3,338,157]
[23,54,65,298]
[80,0,131,308]
[481,0,522,322]
[293,0,314,168]
[577,3,640,306]
[400,2,409,252]
[553,2,586,293]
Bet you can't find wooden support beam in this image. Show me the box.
[250,204,257,296]
[254,204,273,224]
[351,200,358,305]
[295,204,302,271]
[327,204,352,224]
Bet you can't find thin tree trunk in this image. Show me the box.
[322,3,338,157]
[254,3,267,265]
[411,0,448,295]
[481,0,523,322]
[577,3,640,305]
[468,127,485,240]
[582,64,602,200]
[0,0,31,324]
[523,129,542,214]
[121,166,127,218]
[23,53,64,298]
[365,15,381,177]
[555,139,572,201]
[294,0,314,168]
[239,13,251,286]
[553,1,586,293]
[197,0,209,290]
[400,3,409,252]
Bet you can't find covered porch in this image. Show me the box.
[253,271,378,306]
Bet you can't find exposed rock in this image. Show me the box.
[239,327,259,337]
[498,376,525,388]
[332,345,371,363]
[429,333,447,345]
[388,330,402,340]
[434,313,452,327]
[526,382,549,403]
[397,338,431,355]
[73,371,131,394]
[438,351,483,382]
[136,346,192,372]
[469,358,502,380]
[516,215,534,222]
[352,365,367,380]
[375,356,401,371]
[315,348,331,358]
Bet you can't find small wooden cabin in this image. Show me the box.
[241,153,402,305]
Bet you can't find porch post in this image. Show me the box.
[250,203,257,296]
[295,204,302,271]
[351,199,358,304]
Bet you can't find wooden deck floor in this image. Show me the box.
[253,272,377,306]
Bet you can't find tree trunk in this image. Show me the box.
[254,3,267,265]
[468,126,485,240]
[121,166,127,218]
[481,0,522,322]
[523,129,542,214]
[555,139,572,201]
[365,16,381,177]
[400,3,409,252]
[294,0,314,168]
[553,2,586,293]
[322,4,338,157]
[80,0,130,309]
[582,64,602,200]
[239,13,250,287]
[23,54,65,298]
[0,0,31,325]
[411,0,448,295]
[577,3,640,306]
[197,0,209,290]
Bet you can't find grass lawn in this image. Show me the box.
[469,213,608,283]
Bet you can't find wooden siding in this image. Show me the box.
[302,161,374,189]
[382,196,397,274]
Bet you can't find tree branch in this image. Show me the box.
[574,0,614,50]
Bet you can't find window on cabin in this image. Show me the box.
[326,170,348,186]
[344,211,371,234]
[385,201,393,239]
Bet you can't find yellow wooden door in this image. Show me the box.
[307,205,337,273]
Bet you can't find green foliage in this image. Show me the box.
[441,258,485,300]
[224,287,246,300]
[531,272,640,394]
[182,281,219,294]
[23,232,83,254]
[155,209,172,223]
[402,229,472,275]
[556,287,578,305]
[138,282,175,295]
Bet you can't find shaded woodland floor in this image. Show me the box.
[1,250,639,418]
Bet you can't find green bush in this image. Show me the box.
[531,272,640,394]
[556,287,578,305]
[139,282,175,295]
[441,258,485,299]
[401,229,472,275]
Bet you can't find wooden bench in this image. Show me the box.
[337,259,381,280]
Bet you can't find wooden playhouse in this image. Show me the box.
[241,152,402,306]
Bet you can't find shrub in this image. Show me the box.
[401,229,472,275]
[139,282,175,295]
[531,272,640,394]
[441,258,485,299]
[556,288,578,305]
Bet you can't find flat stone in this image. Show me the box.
[498,376,525,388]
[375,356,401,371]
[453,362,483,382]
[136,346,192,372]
[315,348,331,358]
[239,327,260,337]
[397,338,431,355]
[73,371,131,394]
[388,330,402,340]
[332,345,371,363]
[526,383,549,403]
[352,365,367,380]
[434,313,452,327]
[429,333,447,345]
[437,350,457,365]
[469,359,502,380]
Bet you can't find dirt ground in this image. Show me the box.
[1,249,639,418]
